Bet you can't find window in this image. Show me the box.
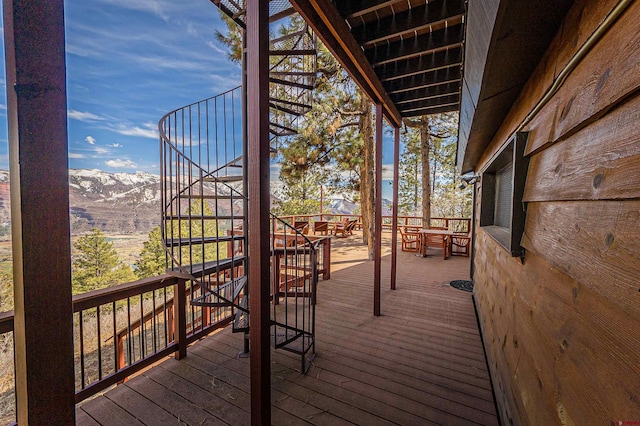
[480,132,529,257]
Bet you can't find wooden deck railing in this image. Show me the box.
[0,273,237,415]
[277,214,471,235]
[0,235,332,423]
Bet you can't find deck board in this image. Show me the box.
[78,233,499,425]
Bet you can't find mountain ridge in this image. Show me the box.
[0,169,384,236]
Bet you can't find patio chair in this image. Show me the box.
[334,219,357,237]
[330,217,349,236]
[422,227,451,260]
[399,228,419,252]
[292,221,309,235]
[451,233,471,256]
[313,220,328,235]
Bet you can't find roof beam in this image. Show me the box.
[377,46,462,82]
[398,93,460,112]
[385,66,461,94]
[402,103,460,117]
[391,81,460,104]
[337,0,399,20]
[351,0,465,48]
[366,22,464,67]
[291,0,403,127]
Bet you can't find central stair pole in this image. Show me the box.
[247,0,271,423]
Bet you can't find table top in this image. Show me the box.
[417,229,455,236]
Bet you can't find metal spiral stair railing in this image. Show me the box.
[158,1,319,371]
[211,0,317,140]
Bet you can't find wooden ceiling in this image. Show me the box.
[292,0,466,127]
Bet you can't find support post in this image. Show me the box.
[3,0,75,423]
[247,0,271,423]
[174,278,187,360]
[374,104,383,316]
[390,127,400,290]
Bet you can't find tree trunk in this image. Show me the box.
[359,96,375,260]
[421,117,432,229]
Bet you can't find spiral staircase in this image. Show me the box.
[158,1,318,372]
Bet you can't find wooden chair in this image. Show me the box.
[330,218,349,236]
[399,228,419,252]
[334,219,357,237]
[312,221,328,235]
[451,233,471,256]
[422,227,451,260]
[292,221,309,235]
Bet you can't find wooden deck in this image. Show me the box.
[77,232,499,425]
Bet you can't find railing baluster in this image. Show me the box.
[96,305,102,380]
[79,311,85,389]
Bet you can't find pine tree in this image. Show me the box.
[398,127,421,215]
[72,228,136,294]
[135,226,166,278]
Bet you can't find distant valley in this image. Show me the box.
[0,169,379,237]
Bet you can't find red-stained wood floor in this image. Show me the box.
[77,232,498,425]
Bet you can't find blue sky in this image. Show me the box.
[0,0,241,173]
[0,0,398,197]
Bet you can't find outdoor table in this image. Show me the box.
[418,229,455,259]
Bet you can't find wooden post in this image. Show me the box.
[174,278,187,360]
[390,127,400,290]
[323,237,331,280]
[246,0,271,423]
[374,104,383,316]
[3,0,75,423]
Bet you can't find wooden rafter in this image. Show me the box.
[366,22,464,67]
[391,81,461,104]
[398,94,460,113]
[385,66,461,94]
[292,0,403,127]
[377,46,463,82]
[350,1,465,48]
[402,103,460,117]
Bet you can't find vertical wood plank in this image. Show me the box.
[390,127,400,290]
[374,104,383,316]
[246,0,271,423]
[3,0,75,423]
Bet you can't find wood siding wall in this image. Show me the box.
[473,0,640,423]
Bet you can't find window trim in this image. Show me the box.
[479,132,530,257]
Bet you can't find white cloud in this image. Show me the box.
[206,40,228,56]
[69,152,85,159]
[110,123,157,139]
[105,158,138,169]
[0,104,6,110]
[381,164,396,180]
[107,143,123,148]
[85,136,96,145]
[92,147,110,156]
[68,110,104,122]
[95,0,172,21]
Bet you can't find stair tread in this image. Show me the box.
[191,276,247,308]
[178,194,242,200]
[271,324,314,353]
[233,295,249,332]
[269,49,316,56]
[269,77,314,90]
[171,255,246,279]
[165,235,244,247]
[171,216,244,221]
[202,175,243,183]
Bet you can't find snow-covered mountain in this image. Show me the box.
[0,169,162,235]
[0,169,390,235]
[67,169,162,234]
